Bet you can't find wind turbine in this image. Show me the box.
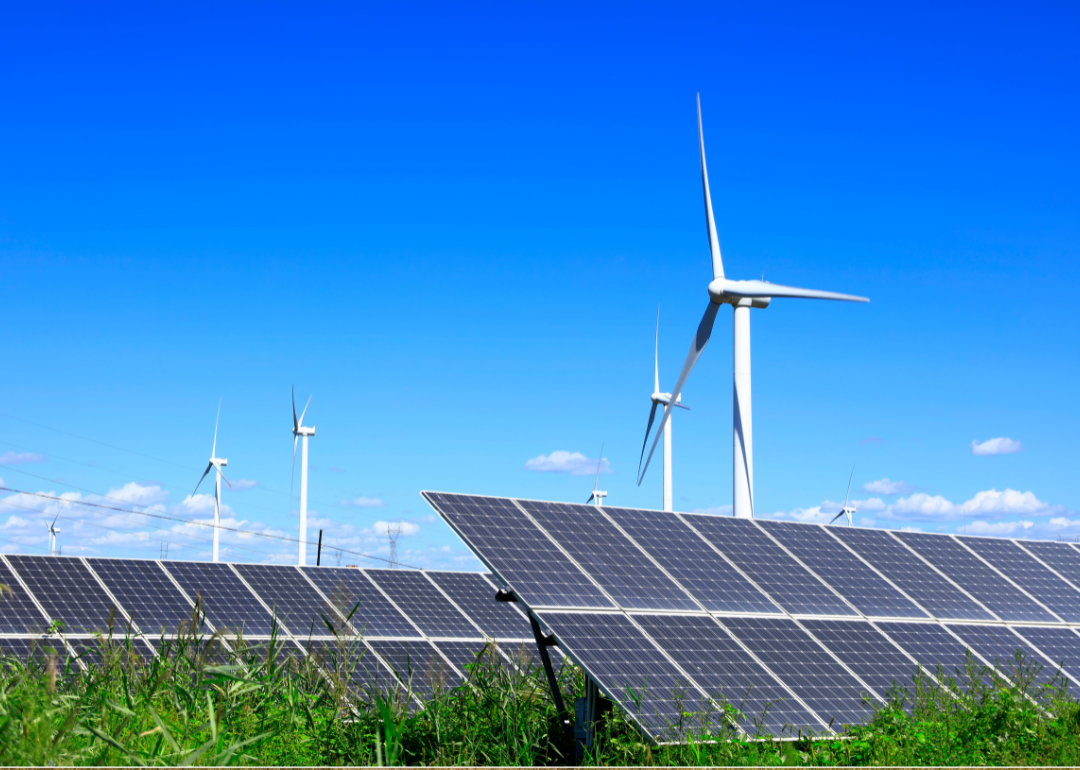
[291,388,316,566]
[47,512,60,556]
[830,467,857,526]
[193,401,232,562]
[638,95,868,519]
[637,308,689,512]
[586,443,607,507]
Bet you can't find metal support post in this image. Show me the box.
[530,612,574,760]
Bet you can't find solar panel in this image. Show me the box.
[68,636,156,668]
[365,569,482,638]
[800,619,923,702]
[946,623,1065,687]
[684,516,856,616]
[300,639,407,698]
[421,492,614,609]
[516,500,698,611]
[367,639,463,697]
[1015,541,1080,594]
[958,537,1080,622]
[759,522,928,618]
[433,639,507,678]
[535,610,707,740]
[87,558,198,636]
[894,533,1055,622]
[602,507,778,613]
[6,555,126,634]
[632,613,821,736]
[301,566,420,638]
[0,557,50,633]
[424,571,533,639]
[831,528,993,620]
[0,636,68,665]
[162,562,276,636]
[1011,626,1080,684]
[234,564,349,638]
[720,616,878,729]
[875,621,984,680]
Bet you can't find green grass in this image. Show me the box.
[2,622,1080,766]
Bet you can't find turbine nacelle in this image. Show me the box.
[293,425,316,437]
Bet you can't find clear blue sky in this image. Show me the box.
[1,2,1077,567]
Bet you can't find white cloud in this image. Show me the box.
[959,488,1053,516]
[341,496,385,508]
[106,482,169,507]
[971,437,1022,456]
[524,450,612,476]
[371,520,419,537]
[862,478,913,495]
[231,479,258,490]
[693,505,733,516]
[960,520,1034,535]
[0,451,46,464]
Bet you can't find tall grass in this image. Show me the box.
[2,621,1080,766]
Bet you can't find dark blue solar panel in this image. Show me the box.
[759,522,927,618]
[301,566,420,638]
[6,555,124,634]
[367,639,463,697]
[0,636,69,667]
[1016,541,1080,595]
[947,624,1063,687]
[234,564,349,638]
[720,616,876,729]
[894,533,1054,622]
[162,562,275,636]
[422,492,614,609]
[366,569,481,638]
[1011,626,1080,686]
[516,501,697,611]
[0,558,50,633]
[425,571,533,639]
[683,516,856,616]
[801,619,922,702]
[68,636,156,668]
[831,528,992,620]
[634,614,820,736]
[434,640,507,678]
[603,507,778,613]
[876,621,985,680]
[301,639,407,699]
[88,558,197,636]
[537,610,706,740]
[958,537,1080,623]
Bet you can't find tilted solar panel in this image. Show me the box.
[162,562,276,636]
[367,639,463,697]
[301,566,420,638]
[0,557,50,633]
[365,569,482,639]
[947,624,1066,688]
[958,537,1080,623]
[685,515,856,616]
[234,564,349,638]
[300,639,406,698]
[6,555,127,634]
[894,532,1055,622]
[1015,541,1080,594]
[758,522,928,619]
[800,618,923,701]
[603,506,778,613]
[87,558,197,636]
[875,621,987,680]
[68,636,156,668]
[0,636,69,665]
[424,571,533,639]
[1012,626,1080,683]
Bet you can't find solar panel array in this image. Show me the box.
[423,491,1080,740]
[0,553,534,695]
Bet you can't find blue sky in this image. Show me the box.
[1,2,1078,567]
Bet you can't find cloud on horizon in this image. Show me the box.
[971,437,1022,456]
[341,496,386,508]
[862,477,913,495]
[524,450,612,476]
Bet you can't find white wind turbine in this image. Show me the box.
[830,467,857,526]
[637,308,689,512]
[47,511,60,556]
[585,443,607,507]
[639,95,868,519]
[193,401,232,562]
[291,388,316,566]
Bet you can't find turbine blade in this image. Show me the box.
[698,93,724,281]
[193,462,213,496]
[51,510,60,528]
[672,402,690,411]
[299,395,312,427]
[292,386,299,433]
[638,300,720,484]
[212,399,221,457]
[586,493,595,504]
[593,441,605,493]
[637,402,660,478]
[844,465,855,508]
[654,306,661,394]
[716,279,869,303]
[830,511,845,524]
[217,465,233,490]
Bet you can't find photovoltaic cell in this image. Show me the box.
[876,621,983,680]
[368,639,463,697]
[68,636,156,668]
[831,528,992,620]
[0,558,49,633]
[6,555,124,634]
[633,614,820,736]
[366,569,481,638]
[947,623,1062,686]
[958,537,1080,622]
[1016,541,1080,594]
[537,610,706,740]
[88,558,198,636]
[758,523,927,618]
[800,619,921,701]
[1011,626,1080,684]
[0,636,69,666]
[422,492,613,609]
[425,571,533,639]
[301,567,420,638]
[434,640,505,677]
[602,507,777,614]
[301,639,406,697]
[234,564,349,638]
[162,562,275,636]
[517,500,697,611]
[894,533,1053,622]
[684,515,856,616]
[720,616,876,729]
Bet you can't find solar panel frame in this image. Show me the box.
[424,571,534,640]
[364,569,484,639]
[957,536,1080,623]
[0,557,51,634]
[86,558,200,637]
[5,555,129,635]
[300,566,421,638]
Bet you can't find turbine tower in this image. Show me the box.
[291,388,316,566]
[193,401,232,562]
[47,512,60,556]
[639,95,868,519]
[586,444,607,507]
[637,308,689,512]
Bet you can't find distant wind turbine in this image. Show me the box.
[637,308,689,512]
[193,401,232,562]
[292,388,316,566]
[586,443,607,507]
[830,467,857,526]
[47,511,60,556]
[638,95,868,518]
